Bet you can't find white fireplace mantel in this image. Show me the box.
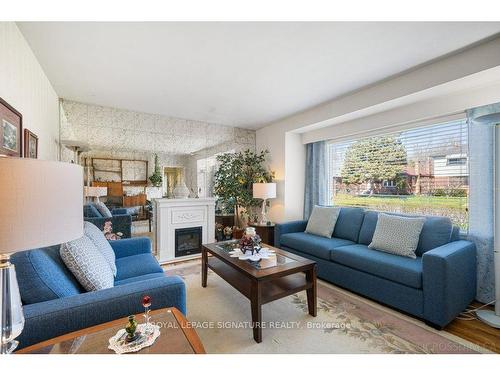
[153,198,215,263]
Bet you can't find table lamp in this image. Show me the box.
[0,158,83,353]
[252,183,276,225]
[84,186,108,203]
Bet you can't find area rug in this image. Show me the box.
[164,260,489,354]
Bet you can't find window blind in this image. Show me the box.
[326,118,469,230]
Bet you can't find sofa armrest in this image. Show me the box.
[84,214,132,239]
[275,220,308,247]
[17,275,186,350]
[422,240,476,328]
[112,208,128,215]
[110,237,152,258]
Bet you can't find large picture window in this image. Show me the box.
[327,119,469,230]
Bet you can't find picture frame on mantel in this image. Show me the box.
[24,129,38,159]
[0,97,23,157]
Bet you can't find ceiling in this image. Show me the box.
[18,22,500,129]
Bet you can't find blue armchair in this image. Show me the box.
[84,203,132,239]
[12,237,185,350]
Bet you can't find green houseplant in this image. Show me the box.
[213,149,274,232]
[149,154,163,187]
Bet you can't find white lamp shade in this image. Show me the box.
[84,186,107,197]
[0,158,84,253]
[253,183,276,199]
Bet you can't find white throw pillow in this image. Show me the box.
[84,221,117,276]
[60,236,114,291]
[368,213,425,259]
[94,201,112,218]
[305,206,341,238]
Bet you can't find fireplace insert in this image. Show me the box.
[175,226,202,258]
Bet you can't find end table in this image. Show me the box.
[250,223,275,246]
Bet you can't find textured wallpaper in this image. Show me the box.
[59,99,256,195]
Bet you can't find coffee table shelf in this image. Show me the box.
[208,257,313,304]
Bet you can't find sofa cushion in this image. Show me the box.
[331,244,423,288]
[280,232,354,260]
[115,253,164,281]
[84,221,117,276]
[305,205,341,238]
[114,272,166,286]
[60,236,114,291]
[11,245,83,304]
[368,213,425,259]
[94,201,113,218]
[84,203,102,218]
[332,207,365,242]
[358,210,453,256]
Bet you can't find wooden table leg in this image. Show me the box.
[251,280,262,343]
[201,247,207,288]
[306,265,317,317]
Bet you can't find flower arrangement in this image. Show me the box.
[239,227,262,254]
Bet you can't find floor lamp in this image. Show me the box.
[0,158,83,353]
[474,111,500,328]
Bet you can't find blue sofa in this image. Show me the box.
[275,207,477,328]
[84,203,132,238]
[12,237,185,350]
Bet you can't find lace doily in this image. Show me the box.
[108,323,160,354]
[229,246,275,261]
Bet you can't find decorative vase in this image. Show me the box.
[173,180,190,199]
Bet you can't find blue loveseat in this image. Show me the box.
[12,237,185,350]
[275,207,477,328]
[84,203,132,238]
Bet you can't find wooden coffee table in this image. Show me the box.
[202,242,317,343]
[16,308,205,354]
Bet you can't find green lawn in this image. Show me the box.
[333,194,468,230]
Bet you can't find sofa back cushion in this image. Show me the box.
[84,203,102,218]
[332,207,365,242]
[84,221,117,276]
[11,245,83,305]
[358,210,453,256]
[305,206,341,238]
[94,201,113,218]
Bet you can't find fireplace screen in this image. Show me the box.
[175,226,202,258]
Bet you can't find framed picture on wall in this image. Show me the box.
[24,129,38,158]
[0,97,23,157]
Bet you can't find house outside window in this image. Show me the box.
[326,118,469,230]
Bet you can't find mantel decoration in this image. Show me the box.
[149,153,163,187]
[213,149,274,234]
[108,296,160,354]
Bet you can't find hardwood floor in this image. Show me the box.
[444,302,500,353]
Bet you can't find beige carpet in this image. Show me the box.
[165,260,489,354]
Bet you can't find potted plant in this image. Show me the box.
[213,149,274,238]
[149,154,163,187]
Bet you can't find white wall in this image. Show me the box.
[0,22,59,160]
[256,36,500,223]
